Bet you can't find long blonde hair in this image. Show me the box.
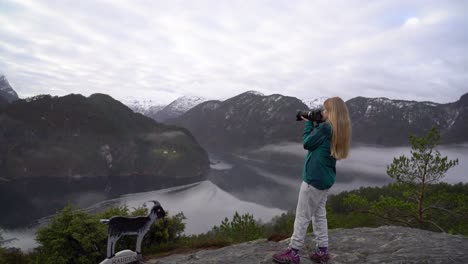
[324,97,351,160]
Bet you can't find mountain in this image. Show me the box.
[121,96,166,117]
[169,91,468,149]
[167,91,307,151]
[153,96,209,122]
[347,93,468,145]
[302,96,327,110]
[0,95,8,111]
[0,75,19,103]
[442,93,468,143]
[0,93,210,181]
[146,104,166,118]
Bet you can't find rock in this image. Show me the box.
[144,226,468,263]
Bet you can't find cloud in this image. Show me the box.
[404,17,421,27]
[0,0,467,104]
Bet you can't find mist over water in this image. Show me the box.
[207,143,467,211]
[2,143,466,252]
[248,142,467,184]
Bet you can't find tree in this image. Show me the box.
[384,127,458,231]
[344,127,460,232]
[211,212,263,243]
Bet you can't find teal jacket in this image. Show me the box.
[302,121,336,190]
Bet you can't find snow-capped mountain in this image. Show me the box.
[302,96,327,110]
[153,95,210,122]
[121,96,166,115]
[0,75,19,103]
[169,91,468,149]
[347,94,468,145]
[244,90,265,97]
[167,91,307,151]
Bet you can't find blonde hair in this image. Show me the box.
[324,97,351,160]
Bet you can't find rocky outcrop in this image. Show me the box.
[146,226,468,263]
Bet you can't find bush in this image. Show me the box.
[32,204,186,264]
[210,212,264,243]
[34,206,106,264]
[262,211,295,241]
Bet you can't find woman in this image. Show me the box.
[273,97,351,264]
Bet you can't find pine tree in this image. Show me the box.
[384,126,459,231]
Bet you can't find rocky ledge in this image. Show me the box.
[146,226,468,264]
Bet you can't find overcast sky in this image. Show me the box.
[1,0,467,104]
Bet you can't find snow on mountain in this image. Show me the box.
[169,96,209,113]
[0,75,19,103]
[121,96,166,115]
[0,75,8,91]
[153,95,210,122]
[302,96,327,109]
[245,90,265,96]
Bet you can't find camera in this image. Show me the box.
[296,108,323,122]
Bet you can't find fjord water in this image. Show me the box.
[2,144,467,251]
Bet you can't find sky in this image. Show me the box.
[1,0,467,105]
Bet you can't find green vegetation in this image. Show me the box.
[2,182,467,263]
[1,127,466,263]
[327,182,468,234]
[344,126,464,233]
[30,205,186,264]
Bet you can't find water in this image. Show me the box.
[2,144,467,252]
[1,180,284,252]
[206,143,467,212]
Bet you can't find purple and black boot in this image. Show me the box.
[272,248,300,264]
[309,247,330,263]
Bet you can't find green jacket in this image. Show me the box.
[302,121,336,190]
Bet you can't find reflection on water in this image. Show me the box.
[1,180,284,252]
[2,143,467,252]
[113,181,284,235]
[0,174,205,229]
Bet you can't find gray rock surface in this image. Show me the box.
[145,226,468,264]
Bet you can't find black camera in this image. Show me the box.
[296,109,323,122]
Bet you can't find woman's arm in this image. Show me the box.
[303,122,330,151]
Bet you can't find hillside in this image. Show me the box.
[169,92,468,150]
[0,93,209,180]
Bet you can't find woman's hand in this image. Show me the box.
[301,116,310,121]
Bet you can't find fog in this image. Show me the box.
[249,142,468,184]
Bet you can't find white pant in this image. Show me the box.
[289,181,329,250]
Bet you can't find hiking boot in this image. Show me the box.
[309,248,330,263]
[272,248,300,264]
